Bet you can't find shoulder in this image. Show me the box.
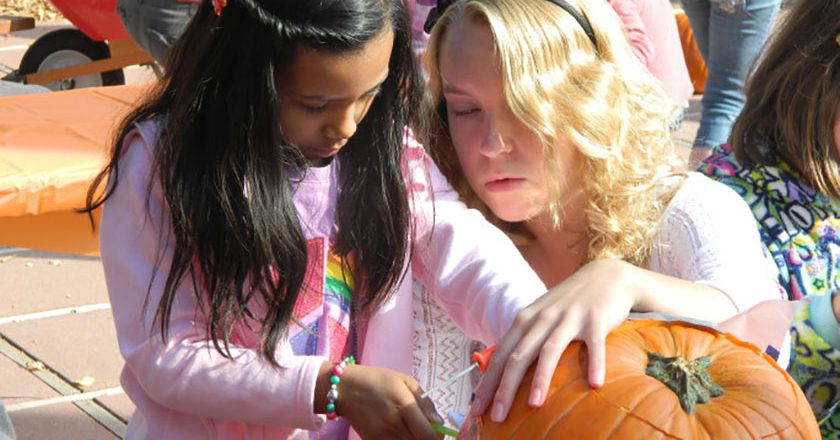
[656,172,760,244]
[667,172,752,216]
[117,118,163,165]
[129,119,163,152]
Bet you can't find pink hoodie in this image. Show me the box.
[100,120,546,439]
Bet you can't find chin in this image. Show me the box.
[489,206,531,223]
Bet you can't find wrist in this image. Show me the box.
[610,260,645,310]
[314,361,334,414]
[313,356,355,420]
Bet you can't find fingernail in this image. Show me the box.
[491,402,505,422]
[432,411,444,424]
[469,397,483,415]
[528,388,542,407]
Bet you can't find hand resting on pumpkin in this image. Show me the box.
[470,259,740,423]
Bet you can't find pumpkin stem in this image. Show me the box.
[645,352,723,414]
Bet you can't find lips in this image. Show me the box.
[307,145,342,158]
[485,177,525,192]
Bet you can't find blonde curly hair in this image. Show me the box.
[423,0,685,266]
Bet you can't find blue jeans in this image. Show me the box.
[116,0,198,65]
[681,0,781,148]
[0,400,14,440]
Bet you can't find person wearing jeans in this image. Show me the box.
[116,0,198,66]
[0,400,15,440]
[681,0,781,168]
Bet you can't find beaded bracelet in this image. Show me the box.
[326,355,355,420]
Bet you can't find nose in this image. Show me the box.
[323,104,359,141]
[478,111,515,157]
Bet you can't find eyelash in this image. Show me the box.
[300,91,379,115]
[453,108,478,117]
[302,104,327,114]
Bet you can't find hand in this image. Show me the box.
[470,259,639,423]
[687,146,713,170]
[338,364,444,440]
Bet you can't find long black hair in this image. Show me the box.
[85,0,425,363]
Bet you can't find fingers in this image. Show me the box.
[401,401,444,440]
[469,309,534,417]
[404,378,444,440]
[528,325,577,407]
[585,333,607,388]
[417,395,444,426]
[473,305,570,422]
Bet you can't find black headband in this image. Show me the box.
[423,0,598,50]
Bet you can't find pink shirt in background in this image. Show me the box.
[608,0,694,105]
[405,0,435,57]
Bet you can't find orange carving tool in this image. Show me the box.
[420,345,497,399]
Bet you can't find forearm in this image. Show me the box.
[626,263,738,323]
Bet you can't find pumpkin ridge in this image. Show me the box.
[560,387,683,439]
[513,375,591,437]
[596,372,672,413]
[556,390,631,439]
[697,397,759,439]
[713,394,797,438]
[607,384,689,437]
[719,389,811,437]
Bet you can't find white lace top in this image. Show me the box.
[411,172,780,432]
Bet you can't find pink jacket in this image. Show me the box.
[609,0,694,105]
[100,121,546,439]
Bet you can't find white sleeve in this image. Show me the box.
[649,173,783,315]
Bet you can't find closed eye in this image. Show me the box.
[302,103,327,114]
[452,108,479,117]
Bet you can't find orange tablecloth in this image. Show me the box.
[0,85,146,255]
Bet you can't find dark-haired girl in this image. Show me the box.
[87,0,547,438]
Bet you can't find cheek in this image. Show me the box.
[279,110,315,146]
[449,117,480,155]
[450,124,481,178]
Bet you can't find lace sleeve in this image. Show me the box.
[648,173,783,315]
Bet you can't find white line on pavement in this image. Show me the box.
[6,387,124,412]
[0,303,111,325]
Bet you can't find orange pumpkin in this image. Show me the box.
[459,319,819,439]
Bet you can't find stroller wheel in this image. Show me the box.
[19,28,125,91]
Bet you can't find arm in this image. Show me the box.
[101,124,325,429]
[608,0,655,67]
[106,125,446,439]
[788,297,840,429]
[469,174,782,422]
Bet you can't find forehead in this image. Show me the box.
[439,16,498,81]
[283,29,394,99]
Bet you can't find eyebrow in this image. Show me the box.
[294,77,387,102]
[442,82,470,96]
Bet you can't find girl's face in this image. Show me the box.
[439,17,579,223]
[278,29,394,165]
